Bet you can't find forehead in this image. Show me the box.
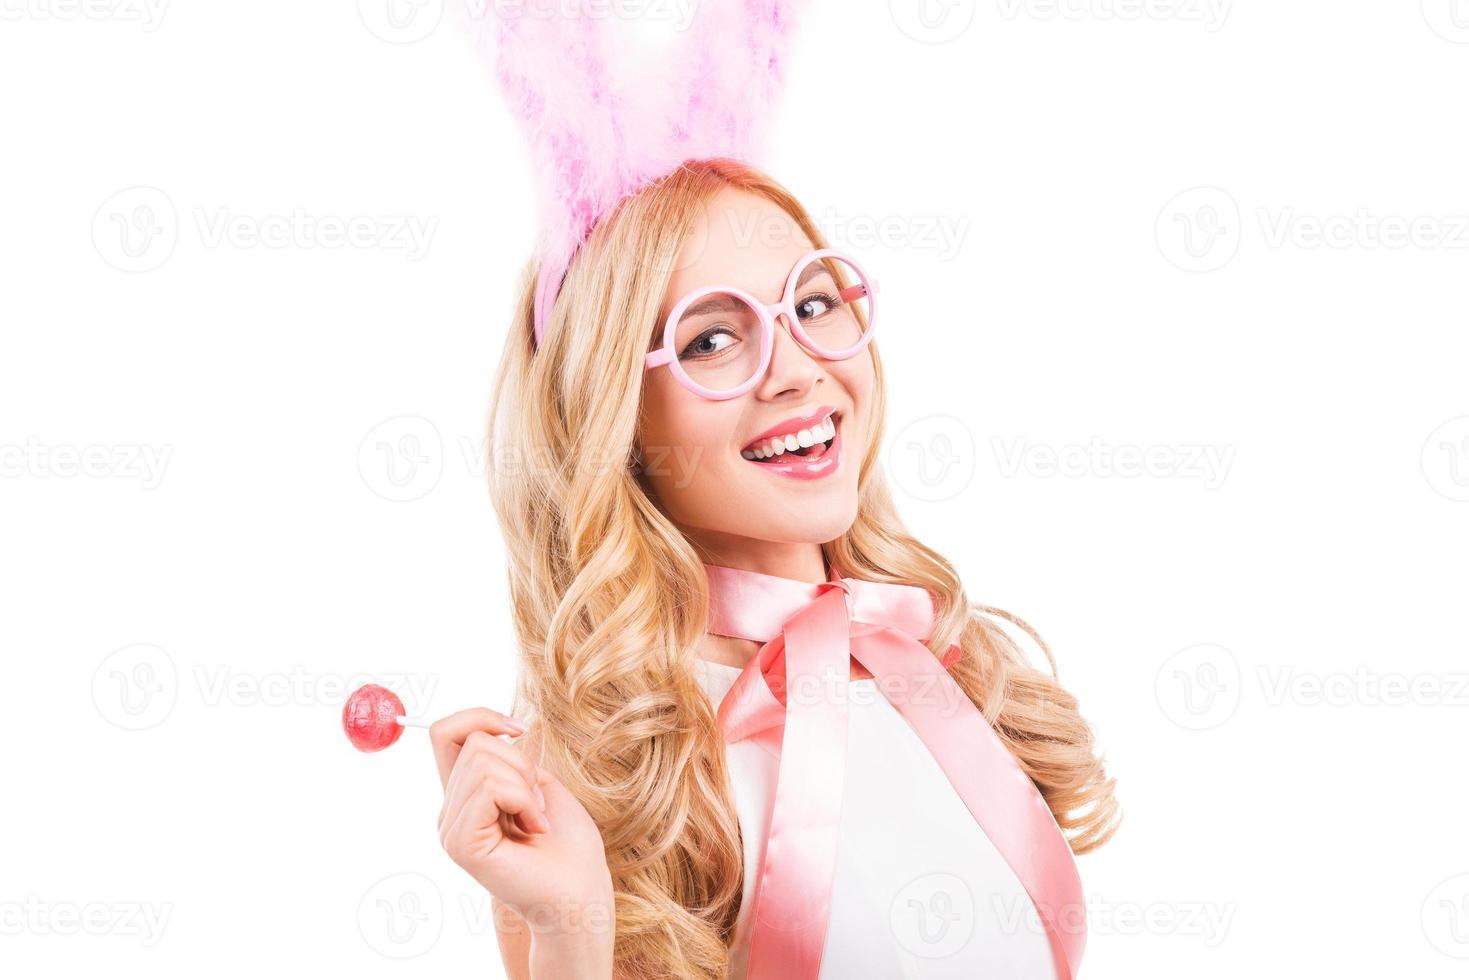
[661,188,815,315]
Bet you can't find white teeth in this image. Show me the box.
[743,415,838,461]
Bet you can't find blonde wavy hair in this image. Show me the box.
[486,158,1119,979]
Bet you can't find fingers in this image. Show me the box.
[442,731,540,806]
[438,739,544,830]
[439,765,552,865]
[428,707,530,789]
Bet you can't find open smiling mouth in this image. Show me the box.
[740,411,846,464]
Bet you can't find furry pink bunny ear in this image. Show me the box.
[464,0,810,349]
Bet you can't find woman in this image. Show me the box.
[428,158,1119,979]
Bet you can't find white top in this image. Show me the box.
[693,657,1060,979]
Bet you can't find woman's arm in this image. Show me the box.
[492,899,532,980]
[493,894,615,980]
[428,709,617,979]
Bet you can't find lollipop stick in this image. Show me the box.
[394,714,520,741]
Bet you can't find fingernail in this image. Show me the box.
[534,784,547,812]
[506,716,529,734]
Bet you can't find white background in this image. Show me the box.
[3,0,1467,977]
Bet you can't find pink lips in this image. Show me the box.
[744,413,842,480]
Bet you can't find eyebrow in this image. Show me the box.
[679,292,754,320]
[794,259,828,292]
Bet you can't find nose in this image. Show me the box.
[754,310,822,398]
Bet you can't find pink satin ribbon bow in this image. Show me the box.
[703,562,1085,980]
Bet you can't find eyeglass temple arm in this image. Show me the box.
[839,275,879,303]
[646,348,675,369]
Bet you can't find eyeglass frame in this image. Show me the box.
[643,247,880,401]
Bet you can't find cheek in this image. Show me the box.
[643,379,701,456]
[647,415,717,464]
[637,379,733,500]
[834,358,875,427]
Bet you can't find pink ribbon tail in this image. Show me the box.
[708,564,1085,980]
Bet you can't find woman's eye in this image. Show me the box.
[680,326,737,360]
[796,292,836,321]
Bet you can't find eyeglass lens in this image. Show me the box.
[671,254,871,393]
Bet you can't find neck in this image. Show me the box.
[688,534,829,586]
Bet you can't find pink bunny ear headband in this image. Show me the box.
[467,0,811,350]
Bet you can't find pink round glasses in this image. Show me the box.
[643,248,880,400]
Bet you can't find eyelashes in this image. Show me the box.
[676,289,843,362]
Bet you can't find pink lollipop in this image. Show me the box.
[342,683,427,752]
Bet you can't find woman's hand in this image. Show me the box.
[429,708,615,941]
